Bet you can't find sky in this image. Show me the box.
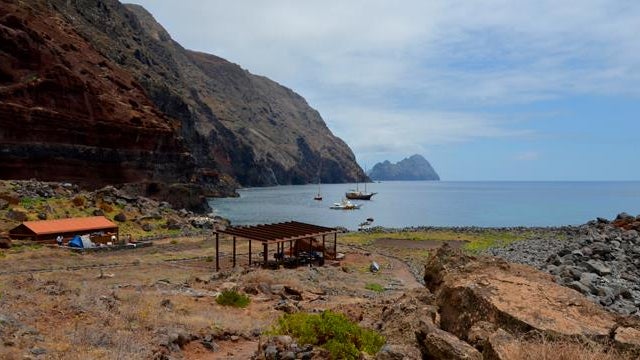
[126,0,640,181]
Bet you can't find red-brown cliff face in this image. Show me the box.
[0,0,196,187]
[0,0,365,195]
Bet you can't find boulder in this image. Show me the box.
[283,286,303,301]
[0,236,11,249]
[0,198,8,210]
[6,209,27,222]
[467,321,497,348]
[424,246,617,342]
[114,212,127,222]
[613,326,640,352]
[585,260,612,276]
[483,328,516,360]
[416,320,482,360]
[165,218,182,230]
[274,299,299,314]
[376,344,421,360]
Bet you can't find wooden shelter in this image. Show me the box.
[9,216,118,243]
[214,221,340,271]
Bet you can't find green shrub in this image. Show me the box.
[20,196,44,209]
[365,283,384,293]
[270,311,385,359]
[216,290,250,308]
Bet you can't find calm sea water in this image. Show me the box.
[208,181,640,230]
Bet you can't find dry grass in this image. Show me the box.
[0,237,286,359]
[501,337,631,360]
[0,232,634,360]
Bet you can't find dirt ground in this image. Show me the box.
[0,233,433,359]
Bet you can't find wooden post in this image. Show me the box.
[215,232,219,271]
[322,234,326,258]
[334,233,337,258]
[289,240,293,257]
[232,236,236,268]
[249,240,252,266]
[263,243,268,267]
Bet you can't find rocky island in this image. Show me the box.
[369,154,440,181]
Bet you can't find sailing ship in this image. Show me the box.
[345,166,376,200]
[313,168,322,200]
[313,185,322,201]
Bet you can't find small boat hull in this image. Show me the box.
[330,199,361,210]
[345,192,376,200]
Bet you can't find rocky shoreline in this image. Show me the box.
[358,216,640,318]
[485,213,640,316]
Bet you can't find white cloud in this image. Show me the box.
[127,0,640,161]
[324,106,531,155]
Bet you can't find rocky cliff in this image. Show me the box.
[0,0,195,188]
[0,0,364,195]
[369,154,440,181]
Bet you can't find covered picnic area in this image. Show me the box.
[213,221,340,271]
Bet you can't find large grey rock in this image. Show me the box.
[586,260,612,276]
[376,344,421,360]
[568,281,592,295]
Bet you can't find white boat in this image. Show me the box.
[330,199,361,210]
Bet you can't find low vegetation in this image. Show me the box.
[216,290,251,308]
[365,283,385,292]
[269,311,385,360]
[341,229,528,252]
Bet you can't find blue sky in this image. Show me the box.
[126,0,640,180]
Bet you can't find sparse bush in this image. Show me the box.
[72,196,85,207]
[216,290,250,308]
[270,310,385,360]
[99,202,114,213]
[365,283,384,292]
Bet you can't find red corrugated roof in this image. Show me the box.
[21,216,117,235]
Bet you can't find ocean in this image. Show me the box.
[208,181,640,230]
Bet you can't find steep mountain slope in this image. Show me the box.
[369,154,440,181]
[0,0,364,194]
[0,0,195,187]
[54,0,364,186]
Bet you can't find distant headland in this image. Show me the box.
[368,154,440,181]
